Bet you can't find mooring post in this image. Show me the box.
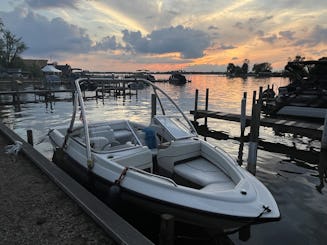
[204,88,209,127]
[322,112,327,149]
[240,92,247,137]
[151,94,157,119]
[27,129,33,146]
[238,92,247,166]
[159,214,175,245]
[123,80,126,97]
[316,112,327,192]
[252,90,257,106]
[258,86,263,109]
[194,89,199,122]
[247,100,261,175]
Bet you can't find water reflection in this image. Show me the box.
[1,75,327,244]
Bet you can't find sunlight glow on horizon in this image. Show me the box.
[1,0,326,72]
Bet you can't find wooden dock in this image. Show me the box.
[191,110,324,140]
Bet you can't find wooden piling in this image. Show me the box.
[27,129,33,146]
[204,88,209,127]
[316,112,327,192]
[240,92,247,137]
[151,94,157,119]
[258,86,263,108]
[238,92,247,166]
[194,89,199,122]
[123,81,126,97]
[159,214,175,245]
[247,102,261,175]
[252,90,257,106]
[321,112,327,149]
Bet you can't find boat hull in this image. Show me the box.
[52,147,280,231]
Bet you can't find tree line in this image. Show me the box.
[227,59,274,77]
[0,18,27,69]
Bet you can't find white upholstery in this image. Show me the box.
[89,137,109,151]
[115,146,153,172]
[156,139,201,174]
[114,129,133,144]
[88,125,119,146]
[174,157,232,186]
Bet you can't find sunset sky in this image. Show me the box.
[1,0,326,72]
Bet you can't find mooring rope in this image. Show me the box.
[114,167,129,185]
[4,141,23,156]
[222,205,272,236]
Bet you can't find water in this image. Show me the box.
[1,75,326,245]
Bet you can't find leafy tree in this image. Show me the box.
[241,59,249,74]
[252,62,272,74]
[288,55,305,62]
[0,18,27,68]
[227,60,249,77]
[227,63,236,74]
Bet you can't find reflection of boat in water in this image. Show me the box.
[262,58,327,120]
[168,72,188,85]
[48,78,280,232]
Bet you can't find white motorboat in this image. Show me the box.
[48,78,280,232]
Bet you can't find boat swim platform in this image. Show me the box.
[0,122,153,245]
[190,109,324,139]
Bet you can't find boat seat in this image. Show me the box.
[88,125,120,146]
[114,129,133,144]
[114,146,153,172]
[156,139,201,175]
[89,137,109,151]
[174,157,232,187]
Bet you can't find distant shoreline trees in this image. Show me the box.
[226,59,249,77]
[226,59,275,77]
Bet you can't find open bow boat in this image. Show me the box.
[48,78,280,232]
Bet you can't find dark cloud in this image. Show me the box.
[259,34,278,44]
[25,0,80,9]
[234,22,243,30]
[1,7,92,57]
[218,44,236,50]
[256,30,264,37]
[294,25,327,46]
[234,16,274,32]
[93,36,121,51]
[279,30,295,40]
[122,25,210,59]
[208,25,219,30]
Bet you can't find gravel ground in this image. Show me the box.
[0,135,116,245]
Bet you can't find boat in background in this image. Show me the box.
[126,70,156,82]
[48,77,280,233]
[262,57,327,121]
[168,71,188,85]
[125,70,155,89]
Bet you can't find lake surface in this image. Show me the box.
[1,75,326,245]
